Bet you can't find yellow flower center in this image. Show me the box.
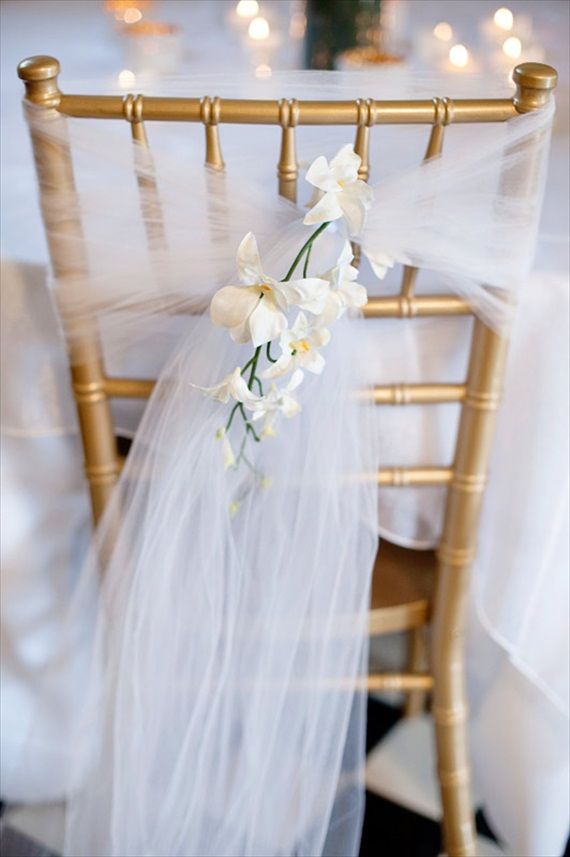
[259,283,272,296]
[291,338,311,354]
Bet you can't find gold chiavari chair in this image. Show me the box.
[18,56,557,857]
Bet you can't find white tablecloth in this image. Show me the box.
[1,2,568,855]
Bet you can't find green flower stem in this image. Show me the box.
[225,401,241,432]
[283,221,329,281]
[266,341,277,363]
[248,345,262,390]
[302,241,313,278]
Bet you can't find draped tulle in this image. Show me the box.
[14,70,556,857]
[64,309,379,857]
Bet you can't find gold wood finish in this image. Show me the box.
[428,63,557,857]
[370,541,435,635]
[353,98,373,181]
[363,295,472,317]
[369,383,465,405]
[278,98,299,201]
[57,93,519,124]
[103,377,156,398]
[513,62,558,112]
[432,320,507,856]
[18,56,118,522]
[377,467,452,487]
[366,673,433,692]
[18,56,557,857]
[404,625,429,717]
[123,93,167,251]
[200,96,225,170]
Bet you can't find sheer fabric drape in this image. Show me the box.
[11,72,559,856]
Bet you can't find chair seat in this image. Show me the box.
[369,539,436,635]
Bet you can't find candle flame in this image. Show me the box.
[248,16,270,40]
[502,35,522,59]
[123,7,143,23]
[118,69,136,88]
[494,8,514,31]
[236,0,259,18]
[449,44,469,68]
[433,22,453,42]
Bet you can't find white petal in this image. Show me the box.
[364,249,395,280]
[330,144,361,185]
[344,263,359,282]
[303,192,344,226]
[291,311,308,338]
[314,290,343,326]
[287,369,304,392]
[338,191,366,236]
[236,232,265,284]
[261,413,278,437]
[305,155,340,193]
[210,285,259,330]
[221,435,236,470]
[229,369,261,406]
[311,326,331,347]
[337,240,354,267]
[229,317,254,344]
[261,351,293,380]
[338,181,374,235]
[248,300,288,347]
[301,349,326,375]
[192,379,231,403]
[280,391,301,418]
[278,277,330,314]
[340,280,368,309]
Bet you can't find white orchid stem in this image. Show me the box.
[226,220,331,471]
[283,221,329,282]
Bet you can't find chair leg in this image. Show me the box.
[404,626,428,717]
[431,561,476,857]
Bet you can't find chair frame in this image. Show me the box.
[18,56,557,857]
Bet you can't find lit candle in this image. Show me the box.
[494,7,514,32]
[236,0,259,17]
[117,68,136,88]
[248,16,270,41]
[105,1,152,24]
[123,7,143,24]
[502,35,522,60]
[433,21,453,43]
[449,43,470,69]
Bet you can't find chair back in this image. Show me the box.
[17,56,556,536]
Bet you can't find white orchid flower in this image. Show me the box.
[314,241,368,326]
[362,246,396,280]
[262,312,330,379]
[217,429,237,470]
[194,366,260,407]
[210,233,330,347]
[249,369,304,437]
[304,145,374,236]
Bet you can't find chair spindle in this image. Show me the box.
[278,98,299,202]
[400,97,452,298]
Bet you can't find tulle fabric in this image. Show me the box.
[64,310,379,857]
[15,70,555,857]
